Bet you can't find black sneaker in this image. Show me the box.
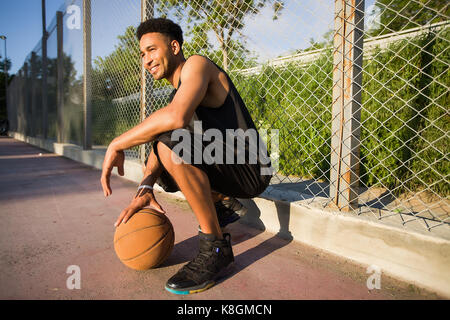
[198,198,246,232]
[165,232,234,295]
[221,197,248,217]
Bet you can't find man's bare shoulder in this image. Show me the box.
[182,55,217,76]
[186,54,212,66]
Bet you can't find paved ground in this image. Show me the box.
[0,137,444,300]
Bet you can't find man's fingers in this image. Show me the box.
[118,163,124,176]
[101,159,113,196]
[121,208,138,225]
[100,173,112,197]
[114,210,127,227]
[102,148,124,197]
[115,150,125,176]
[115,207,139,227]
[150,198,165,214]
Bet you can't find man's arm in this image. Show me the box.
[140,147,163,188]
[109,56,211,151]
[114,148,164,226]
[101,56,212,196]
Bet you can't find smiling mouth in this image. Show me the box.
[149,65,159,73]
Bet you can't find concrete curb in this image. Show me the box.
[9,132,450,298]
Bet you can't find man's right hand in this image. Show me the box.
[114,188,165,227]
[101,142,125,197]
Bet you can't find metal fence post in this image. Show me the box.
[83,0,92,150]
[329,0,364,211]
[41,0,48,139]
[56,11,64,143]
[30,51,37,137]
[140,0,154,164]
[23,62,30,136]
[17,68,24,134]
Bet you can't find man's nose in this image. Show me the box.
[144,53,152,66]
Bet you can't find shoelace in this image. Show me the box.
[183,247,217,275]
[183,234,231,276]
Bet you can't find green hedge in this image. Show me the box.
[360,30,449,196]
[232,53,333,181]
[92,98,141,146]
[231,29,449,197]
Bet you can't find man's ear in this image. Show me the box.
[171,40,181,55]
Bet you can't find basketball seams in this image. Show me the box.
[114,210,169,243]
[153,228,175,267]
[114,222,167,243]
[120,228,173,262]
[139,209,168,220]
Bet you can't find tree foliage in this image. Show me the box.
[156,0,284,70]
[0,55,11,72]
[370,0,449,36]
[92,26,142,100]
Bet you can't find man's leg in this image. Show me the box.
[156,142,234,295]
[148,148,224,204]
[147,145,243,231]
[156,142,223,239]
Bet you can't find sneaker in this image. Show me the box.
[222,197,248,217]
[215,199,243,228]
[198,198,246,232]
[165,232,234,295]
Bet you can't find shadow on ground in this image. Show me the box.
[160,197,293,286]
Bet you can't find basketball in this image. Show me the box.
[114,208,175,270]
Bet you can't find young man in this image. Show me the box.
[101,18,272,295]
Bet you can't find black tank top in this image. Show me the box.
[173,56,256,133]
[173,56,271,167]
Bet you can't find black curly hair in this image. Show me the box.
[136,18,183,47]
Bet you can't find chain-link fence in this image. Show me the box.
[6,0,449,235]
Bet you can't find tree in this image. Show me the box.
[156,0,284,70]
[0,56,11,72]
[92,26,142,99]
[370,0,449,36]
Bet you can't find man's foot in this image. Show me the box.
[221,197,248,217]
[165,232,234,295]
[198,198,247,232]
[215,198,244,227]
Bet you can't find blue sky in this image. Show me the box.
[0,0,141,75]
[1,0,376,76]
[0,0,66,74]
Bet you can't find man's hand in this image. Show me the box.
[101,143,125,197]
[114,188,165,227]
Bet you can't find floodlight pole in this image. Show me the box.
[0,35,7,119]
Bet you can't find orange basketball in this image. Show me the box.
[114,208,175,270]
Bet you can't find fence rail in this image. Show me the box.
[6,0,449,235]
[237,19,450,76]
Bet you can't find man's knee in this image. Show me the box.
[156,141,185,171]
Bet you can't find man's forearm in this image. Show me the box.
[141,148,163,186]
[134,148,163,198]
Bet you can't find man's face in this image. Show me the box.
[139,32,177,80]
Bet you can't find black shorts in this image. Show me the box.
[147,130,272,199]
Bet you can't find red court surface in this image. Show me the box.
[0,137,443,300]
